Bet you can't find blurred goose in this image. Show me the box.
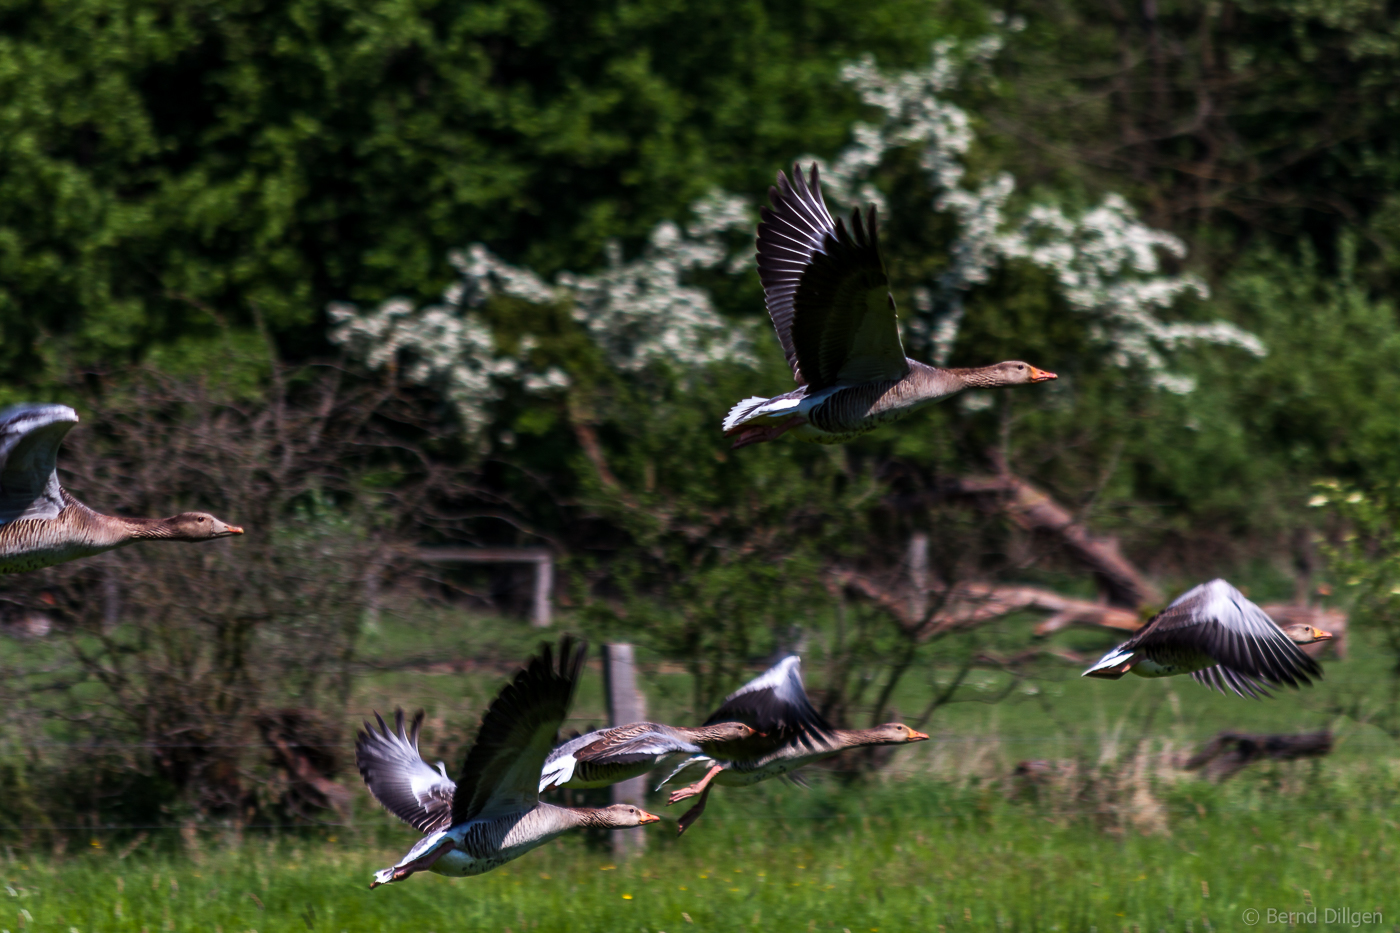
[539,720,761,792]
[1081,579,1331,698]
[0,403,243,574]
[659,656,929,833]
[723,164,1057,449]
[357,638,661,888]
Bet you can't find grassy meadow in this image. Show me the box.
[6,771,1399,933]
[8,607,1400,932]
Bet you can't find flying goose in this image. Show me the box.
[357,638,661,888]
[539,720,761,792]
[360,709,759,804]
[659,656,929,833]
[0,403,243,574]
[723,164,1057,448]
[1081,579,1332,698]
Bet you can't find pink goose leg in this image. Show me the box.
[676,785,713,835]
[667,762,723,805]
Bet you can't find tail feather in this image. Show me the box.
[1081,646,1135,679]
[723,397,771,433]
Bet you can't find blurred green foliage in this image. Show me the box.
[0,0,970,381]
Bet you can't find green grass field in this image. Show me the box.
[7,603,1400,931]
[6,770,1400,933]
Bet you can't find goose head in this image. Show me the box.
[966,361,1057,388]
[160,512,245,541]
[865,723,931,745]
[698,722,761,742]
[1281,623,1333,645]
[592,804,662,828]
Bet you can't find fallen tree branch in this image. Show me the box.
[1183,730,1333,780]
[830,569,1140,641]
[948,473,1163,607]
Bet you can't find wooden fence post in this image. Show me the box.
[532,556,553,628]
[908,532,929,622]
[414,547,553,627]
[602,643,647,857]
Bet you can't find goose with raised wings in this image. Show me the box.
[723,164,1056,448]
[356,638,661,887]
[539,720,761,792]
[659,656,928,833]
[1,403,243,575]
[1082,579,1332,698]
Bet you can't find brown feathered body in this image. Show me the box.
[539,720,759,791]
[723,165,1055,448]
[1,404,242,574]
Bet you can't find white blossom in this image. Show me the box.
[331,37,1262,444]
[329,192,754,437]
[327,297,517,439]
[825,40,1263,386]
[559,200,755,373]
[997,197,1263,390]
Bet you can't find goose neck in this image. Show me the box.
[834,728,897,749]
[906,362,974,401]
[119,516,180,541]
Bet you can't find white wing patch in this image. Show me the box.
[0,404,79,525]
[538,753,576,792]
[722,395,806,432]
[726,656,803,703]
[1082,646,1135,677]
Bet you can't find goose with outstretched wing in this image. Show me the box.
[723,164,1056,448]
[0,403,243,574]
[658,656,928,833]
[539,720,760,792]
[1082,579,1332,698]
[358,638,661,888]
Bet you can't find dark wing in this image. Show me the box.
[0,404,79,525]
[756,164,908,392]
[704,656,836,752]
[355,710,457,834]
[451,636,586,824]
[1190,666,1274,700]
[1129,579,1323,690]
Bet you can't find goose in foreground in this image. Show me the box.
[1081,579,1332,698]
[0,403,243,574]
[659,656,929,833]
[723,164,1057,449]
[356,638,661,888]
[539,720,762,792]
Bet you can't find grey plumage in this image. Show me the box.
[725,164,1056,448]
[539,720,758,791]
[1081,579,1328,698]
[658,657,928,833]
[360,638,661,888]
[0,403,244,574]
[355,710,455,833]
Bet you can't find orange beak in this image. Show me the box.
[1314,629,1334,641]
[638,810,663,825]
[908,730,930,742]
[228,526,245,535]
[1029,367,1058,382]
